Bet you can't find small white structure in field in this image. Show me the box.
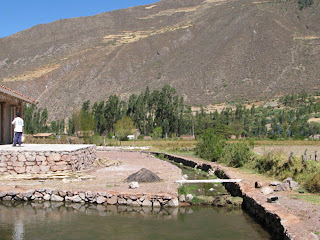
[127,135,135,140]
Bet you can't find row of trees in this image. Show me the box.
[68,85,190,138]
[23,104,64,135]
[24,87,320,140]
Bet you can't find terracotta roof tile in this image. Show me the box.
[0,84,38,104]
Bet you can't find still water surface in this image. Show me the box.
[0,201,271,240]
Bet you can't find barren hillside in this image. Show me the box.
[0,0,319,119]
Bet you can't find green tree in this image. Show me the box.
[195,129,226,162]
[152,127,163,140]
[114,116,135,141]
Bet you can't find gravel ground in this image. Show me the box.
[0,151,182,197]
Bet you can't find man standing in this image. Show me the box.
[12,112,24,147]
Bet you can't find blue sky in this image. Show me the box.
[0,0,159,38]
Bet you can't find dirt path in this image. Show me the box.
[0,151,181,196]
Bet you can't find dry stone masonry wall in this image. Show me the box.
[0,146,96,175]
[0,189,179,207]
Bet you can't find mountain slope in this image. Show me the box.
[0,0,319,119]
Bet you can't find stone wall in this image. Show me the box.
[152,152,291,240]
[0,189,179,207]
[0,146,96,175]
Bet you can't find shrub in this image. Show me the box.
[221,143,252,167]
[305,172,320,193]
[195,129,226,162]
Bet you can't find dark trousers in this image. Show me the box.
[13,132,22,146]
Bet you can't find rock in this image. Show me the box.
[118,198,127,205]
[283,177,293,182]
[36,156,46,162]
[141,199,152,207]
[14,166,26,174]
[226,196,243,206]
[131,200,141,206]
[51,194,64,202]
[209,188,214,191]
[283,178,299,190]
[126,168,161,183]
[275,182,290,192]
[182,174,188,179]
[12,161,24,167]
[310,232,319,240]
[0,191,7,198]
[289,181,299,190]
[86,191,95,199]
[3,196,12,201]
[269,181,282,186]
[255,181,262,188]
[179,195,186,202]
[52,153,61,161]
[58,190,67,197]
[107,195,118,205]
[43,194,51,201]
[34,192,44,199]
[7,191,19,196]
[39,166,50,173]
[20,191,32,199]
[186,194,194,201]
[31,166,40,174]
[96,196,106,204]
[167,198,179,207]
[212,196,227,207]
[129,182,139,189]
[267,196,279,203]
[65,195,82,203]
[261,186,274,195]
[25,161,36,166]
[17,154,26,162]
[79,192,86,200]
[153,201,161,207]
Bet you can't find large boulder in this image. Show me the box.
[126,168,161,183]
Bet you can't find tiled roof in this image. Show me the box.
[0,84,38,104]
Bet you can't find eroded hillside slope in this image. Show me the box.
[0,0,319,119]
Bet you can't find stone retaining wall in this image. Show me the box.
[0,146,96,175]
[0,189,179,207]
[152,152,291,240]
[214,168,290,240]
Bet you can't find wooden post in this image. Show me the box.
[19,101,23,118]
[0,102,6,143]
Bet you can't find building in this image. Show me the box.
[0,84,38,144]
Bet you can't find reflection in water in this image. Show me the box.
[0,201,271,240]
[13,220,24,240]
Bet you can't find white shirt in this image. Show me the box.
[12,117,24,132]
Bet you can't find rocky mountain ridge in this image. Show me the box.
[0,0,319,119]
